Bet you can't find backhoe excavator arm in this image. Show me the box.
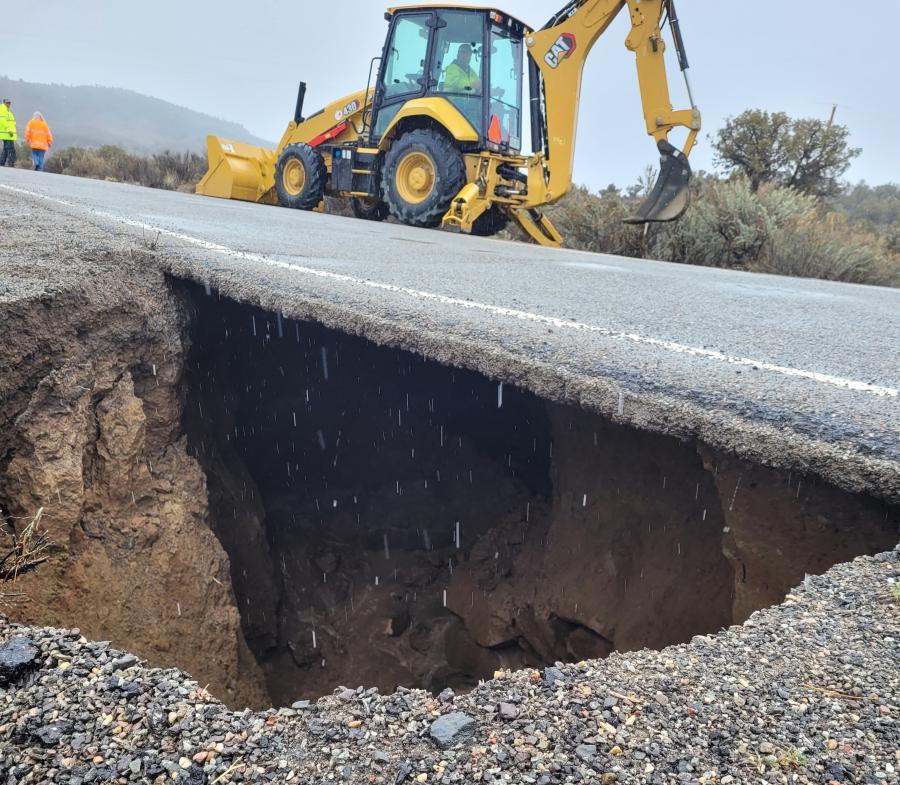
[523,0,700,221]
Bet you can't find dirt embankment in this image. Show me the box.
[0,251,267,708]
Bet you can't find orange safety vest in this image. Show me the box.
[25,118,53,151]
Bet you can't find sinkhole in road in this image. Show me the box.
[181,282,897,706]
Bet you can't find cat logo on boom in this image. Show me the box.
[544,33,577,68]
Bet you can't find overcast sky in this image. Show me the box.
[4,1,898,190]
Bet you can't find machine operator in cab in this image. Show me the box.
[443,44,482,93]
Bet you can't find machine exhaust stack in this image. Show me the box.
[294,82,307,124]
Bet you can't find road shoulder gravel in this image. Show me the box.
[2,548,898,784]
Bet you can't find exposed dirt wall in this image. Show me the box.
[0,260,268,708]
[447,406,736,663]
[181,284,897,705]
[703,449,895,622]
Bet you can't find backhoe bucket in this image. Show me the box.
[196,136,279,205]
[624,140,692,224]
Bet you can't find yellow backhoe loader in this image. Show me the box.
[197,0,701,247]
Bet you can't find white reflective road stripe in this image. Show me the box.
[3,182,897,398]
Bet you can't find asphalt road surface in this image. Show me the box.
[1,167,898,501]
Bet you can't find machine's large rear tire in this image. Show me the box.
[276,143,326,211]
[471,205,509,237]
[382,129,466,228]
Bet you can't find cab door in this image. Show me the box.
[426,9,489,139]
[371,12,433,141]
[487,22,524,151]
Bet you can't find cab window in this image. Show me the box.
[382,14,431,100]
[430,11,485,134]
[488,25,524,150]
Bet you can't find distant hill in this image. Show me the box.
[0,76,274,154]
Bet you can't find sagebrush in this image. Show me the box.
[540,176,899,287]
[16,143,205,192]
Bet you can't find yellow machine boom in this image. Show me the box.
[525,0,700,218]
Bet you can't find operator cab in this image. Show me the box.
[372,7,528,152]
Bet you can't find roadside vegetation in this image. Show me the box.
[12,109,899,287]
[541,177,900,287]
[531,109,900,287]
[14,141,205,192]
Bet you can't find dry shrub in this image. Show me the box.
[542,185,649,258]
[1,507,52,607]
[833,182,900,228]
[13,141,32,169]
[42,145,206,191]
[765,214,900,286]
[651,178,815,270]
[551,177,899,287]
[652,177,899,285]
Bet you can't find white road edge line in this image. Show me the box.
[3,182,898,398]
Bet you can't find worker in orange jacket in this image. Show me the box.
[24,112,53,171]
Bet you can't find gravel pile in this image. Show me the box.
[3,547,898,784]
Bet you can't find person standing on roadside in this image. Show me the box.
[25,112,53,171]
[0,99,17,167]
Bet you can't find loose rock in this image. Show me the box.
[429,712,476,750]
[0,636,39,684]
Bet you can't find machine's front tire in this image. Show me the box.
[351,196,390,222]
[471,205,509,237]
[382,129,466,228]
[276,144,326,211]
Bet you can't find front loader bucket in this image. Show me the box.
[196,136,279,205]
[624,140,692,224]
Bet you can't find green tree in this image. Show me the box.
[713,109,860,198]
[712,110,792,192]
